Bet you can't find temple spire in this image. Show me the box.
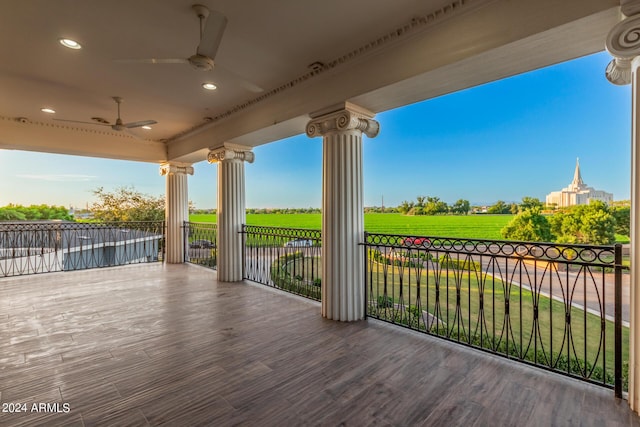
[570,157,585,189]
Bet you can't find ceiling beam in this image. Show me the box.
[0,117,167,163]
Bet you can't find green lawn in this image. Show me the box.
[190,213,514,240]
[191,212,630,243]
[364,213,512,239]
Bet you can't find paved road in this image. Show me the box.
[384,245,630,324]
[472,255,629,324]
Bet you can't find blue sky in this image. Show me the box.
[0,51,631,209]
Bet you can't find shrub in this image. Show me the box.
[501,208,554,242]
[370,249,422,268]
[437,255,480,272]
[191,249,216,268]
[269,254,320,300]
[377,295,394,308]
[418,252,435,261]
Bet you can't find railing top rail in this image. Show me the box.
[365,232,620,265]
[364,231,618,249]
[242,225,322,239]
[242,224,320,232]
[184,221,217,227]
[0,220,165,230]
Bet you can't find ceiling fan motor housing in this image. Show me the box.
[189,54,214,71]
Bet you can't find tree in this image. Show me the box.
[549,201,615,245]
[0,208,26,221]
[90,186,165,222]
[487,200,511,214]
[520,196,543,212]
[580,206,616,244]
[398,200,414,215]
[450,199,470,215]
[611,206,630,237]
[501,208,554,242]
[423,196,448,215]
[0,204,72,221]
[407,205,425,216]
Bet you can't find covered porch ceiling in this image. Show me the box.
[0,0,620,165]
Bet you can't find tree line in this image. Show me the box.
[0,188,631,245]
[0,187,165,223]
[396,195,556,216]
[397,196,470,215]
[501,199,629,245]
[394,195,630,244]
[0,204,73,221]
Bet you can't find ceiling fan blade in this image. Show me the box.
[214,64,263,93]
[197,10,227,59]
[114,58,188,64]
[53,118,110,126]
[122,128,144,140]
[124,120,157,129]
[234,78,263,94]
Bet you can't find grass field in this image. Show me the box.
[190,213,514,240]
[190,212,630,243]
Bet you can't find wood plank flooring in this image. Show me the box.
[0,263,639,426]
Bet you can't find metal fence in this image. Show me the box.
[184,222,217,269]
[242,225,322,301]
[0,221,165,277]
[363,232,625,396]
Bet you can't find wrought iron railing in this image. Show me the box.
[184,222,217,269]
[242,225,322,301]
[185,222,626,394]
[0,221,165,277]
[363,232,625,396]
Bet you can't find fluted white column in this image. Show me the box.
[607,10,640,410]
[307,102,379,321]
[208,144,255,282]
[160,163,193,264]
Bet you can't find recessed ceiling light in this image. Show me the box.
[41,108,56,114]
[142,125,152,130]
[202,83,217,90]
[59,38,82,49]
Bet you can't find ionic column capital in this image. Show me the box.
[606,57,633,86]
[207,143,255,164]
[306,102,380,139]
[622,0,640,18]
[605,13,640,85]
[159,163,194,176]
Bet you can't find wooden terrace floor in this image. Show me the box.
[1,263,638,426]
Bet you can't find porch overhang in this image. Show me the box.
[0,0,620,165]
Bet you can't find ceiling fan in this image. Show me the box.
[55,97,157,134]
[116,4,262,93]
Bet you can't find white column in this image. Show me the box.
[607,11,640,410]
[160,163,193,264]
[306,102,379,321]
[208,144,255,282]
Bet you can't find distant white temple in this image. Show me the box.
[545,159,613,208]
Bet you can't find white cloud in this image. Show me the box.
[16,174,97,182]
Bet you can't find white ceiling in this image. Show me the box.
[0,0,621,165]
